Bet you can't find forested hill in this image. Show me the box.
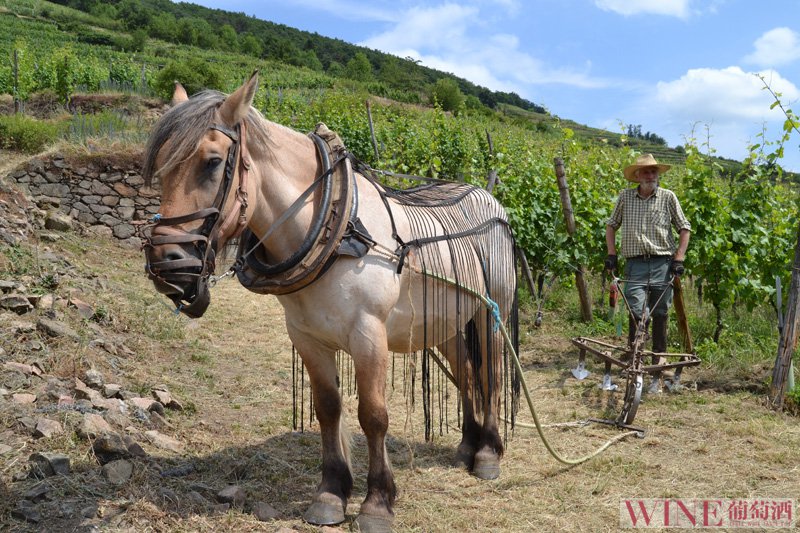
[47,0,547,113]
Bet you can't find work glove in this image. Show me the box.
[604,254,618,272]
[671,260,685,277]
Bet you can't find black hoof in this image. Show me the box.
[453,444,475,471]
[304,500,345,526]
[352,513,394,533]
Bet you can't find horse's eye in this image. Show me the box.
[206,157,222,170]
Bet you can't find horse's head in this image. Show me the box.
[142,72,259,318]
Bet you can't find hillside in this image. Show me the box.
[1,155,799,530]
[3,0,772,177]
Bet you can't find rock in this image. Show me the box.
[36,318,80,340]
[160,462,195,478]
[152,387,184,411]
[33,418,64,439]
[17,416,38,433]
[144,430,183,453]
[44,211,73,232]
[78,413,113,440]
[217,485,246,508]
[36,293,55,309]
[149,410,174,429]
[57,395,74,407]
[92,396,126,413]
[103,409,130,428]
[23,482,51,502]
[44,378,70,400]
[251,501,280,521]
[103,383,122,398]
[186,490,210,508]
[4,361,42,376]
[69,298,94,320]
[129,397,166,416]
[83,369,104,389]
[11,500,42,523]
[0,443,13,455]
[12,393,37,405]
[0,294,34,314]
[29,452,70,477]
[0,280,23,293]
[102,459,133,486]
[74,379,101,402]
[92,432,147,464]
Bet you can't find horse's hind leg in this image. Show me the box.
[349,316,396,532]
[437,332,481,471]
[472,311,506,480]
[292,338,353,526]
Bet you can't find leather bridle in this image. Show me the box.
[143,121,250,318]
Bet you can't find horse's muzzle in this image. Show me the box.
[144,244,214,319]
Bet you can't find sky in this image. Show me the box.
[191,0,800,170]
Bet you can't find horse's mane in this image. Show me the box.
[142,90,272,186]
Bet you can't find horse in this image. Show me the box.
[141,72,519,532]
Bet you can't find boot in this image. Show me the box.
[648,315,668,394]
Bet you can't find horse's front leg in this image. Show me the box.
[292,337,353,526]
[349,315,397,532]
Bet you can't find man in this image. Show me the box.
[605,153,691,393]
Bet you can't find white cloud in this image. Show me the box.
[642,67,800,163]
[359,3,610,91]
[594,0,691,18]
[655,66,799,123]
[743,27,800,68]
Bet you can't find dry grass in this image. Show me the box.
[2,233,800,532]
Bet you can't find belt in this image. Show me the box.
[626,254,671,260]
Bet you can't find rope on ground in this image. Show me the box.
[422,269,640,466]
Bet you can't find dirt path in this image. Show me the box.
[2,236,799,532]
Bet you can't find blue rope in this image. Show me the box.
[174,303,183,316]
[487,296,501,332]
[150,213,162,222]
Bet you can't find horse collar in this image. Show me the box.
[234,123,366,295]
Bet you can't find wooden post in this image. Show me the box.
[554,157,592,321]
[366,100,379,160]
[672,277,693,352]
[485,129,498,193]
[770,220,800,409]
[516,246,536,300]
[13,49,20,114]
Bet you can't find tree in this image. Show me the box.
[431,78,464,114]
[219,24,238,52]
[239,34,262,57]
[345,52,372,82]
[153,58,222,100]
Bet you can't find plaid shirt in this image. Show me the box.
[607,187,691,258]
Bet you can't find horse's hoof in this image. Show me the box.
[453,445,475,471]
[304,500,345,526]
[351,513,394,533]
[472,449,501,480]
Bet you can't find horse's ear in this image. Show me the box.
[171,82,189,106]
[218,71,259,126]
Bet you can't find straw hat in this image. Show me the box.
[623,153,671,182]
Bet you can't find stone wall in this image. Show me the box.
[5,153,159,247]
